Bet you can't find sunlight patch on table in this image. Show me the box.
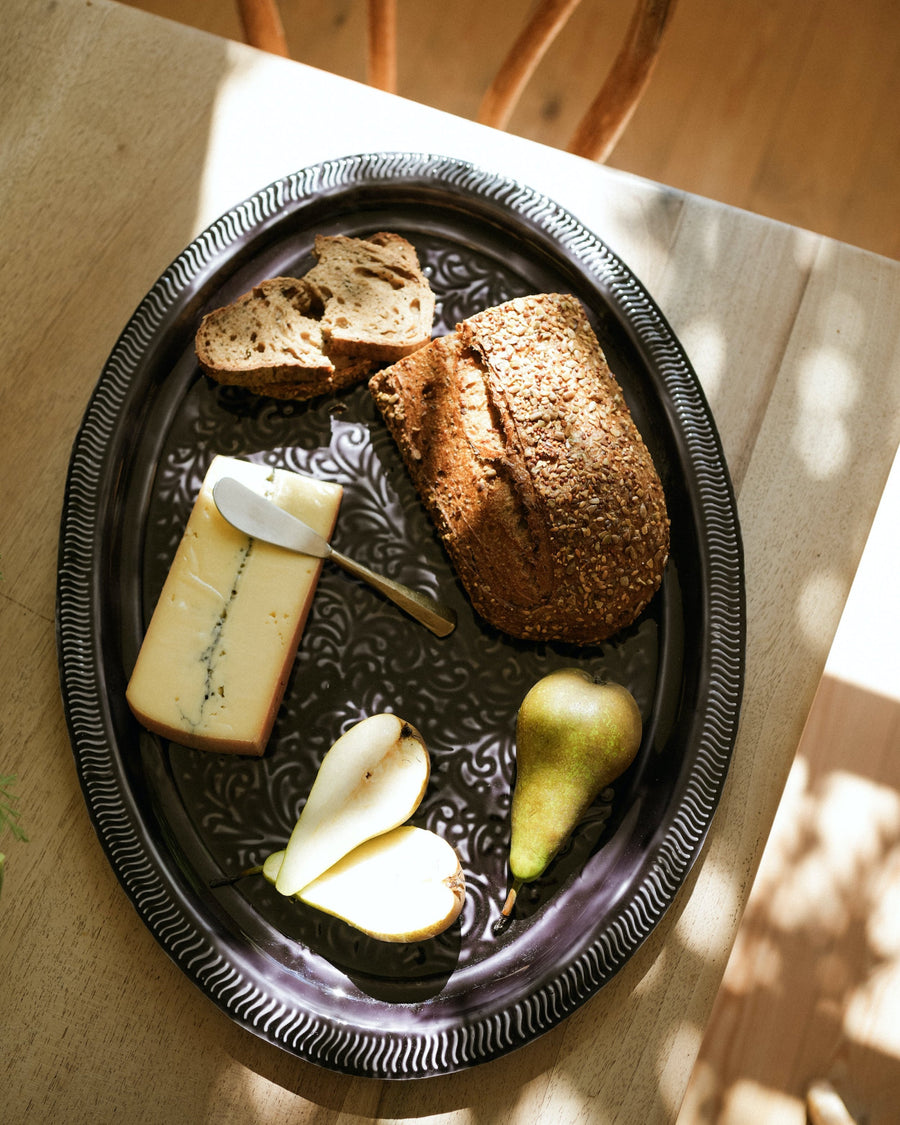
[656,1018,704,1116]
[707,744,900,1102]
[844,957,900,1059]
[196,45,360,226]
[722,1078,804,1125]
[812,259,866,348]
[674,851,741,959]
[717,750,900,976]
[866,844,900,960]
[792,344,857,480]
[678,315,727,401]
[767,768,900,936]
[796,567,848,658]
[218,1061,299,1119]
[721,927,783,996]
[842,839,900,1059]
[823,444,900,701]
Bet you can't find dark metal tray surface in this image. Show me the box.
[57,152,744,1079]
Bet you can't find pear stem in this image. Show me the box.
[209,864,264,888]
[492,880,523,936]
[500,883,519,917]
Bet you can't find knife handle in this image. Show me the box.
[329,549,457,638]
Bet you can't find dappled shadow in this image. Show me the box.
[679,675,900,1124]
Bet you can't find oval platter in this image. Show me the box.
[56,152,745,1079]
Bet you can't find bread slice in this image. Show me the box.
[239,355,376,400]
[369,294,670,645]
[195,277,333,391]
[305,232,435,362]
[195,233,434,400]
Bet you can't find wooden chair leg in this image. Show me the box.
[567,0,677,163]
[236,0,289,57]
[477,0,583,131]
[368,0,397,92]
[806,1080,858,1125]
[234,0,669,164]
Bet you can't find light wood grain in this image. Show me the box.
[2,1,899,1123]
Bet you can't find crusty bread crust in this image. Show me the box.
[369,293,670,644]
[195,233,433,400]
[239,356,376,400]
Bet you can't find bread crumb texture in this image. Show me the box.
[369,293,670,644]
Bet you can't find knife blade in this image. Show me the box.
[213,475,332,559]
[212,476,457,638]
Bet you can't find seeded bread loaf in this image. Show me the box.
[368,293,670,644]
[195,233,434,400]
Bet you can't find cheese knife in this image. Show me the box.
[212,476,457,638]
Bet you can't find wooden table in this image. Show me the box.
[3,1,898,1120]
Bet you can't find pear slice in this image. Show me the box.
[264,825,465,941]
[274,713,430,897]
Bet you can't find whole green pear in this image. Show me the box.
[500,669,642,920]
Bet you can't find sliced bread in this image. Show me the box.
[305,232,435,362]
[195,233,434,400]
[195,277,332,389]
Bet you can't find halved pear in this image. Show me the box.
[274,713,430,897]
[264,825,465,941]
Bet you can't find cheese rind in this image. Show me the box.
[126,455,342,755]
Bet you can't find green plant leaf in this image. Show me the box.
[0,774,28,843]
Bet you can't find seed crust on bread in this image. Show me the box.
[369,293,670,644]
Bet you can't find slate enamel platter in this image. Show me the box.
[57,153,745,1079]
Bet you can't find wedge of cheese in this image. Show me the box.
[126,455,342,755]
